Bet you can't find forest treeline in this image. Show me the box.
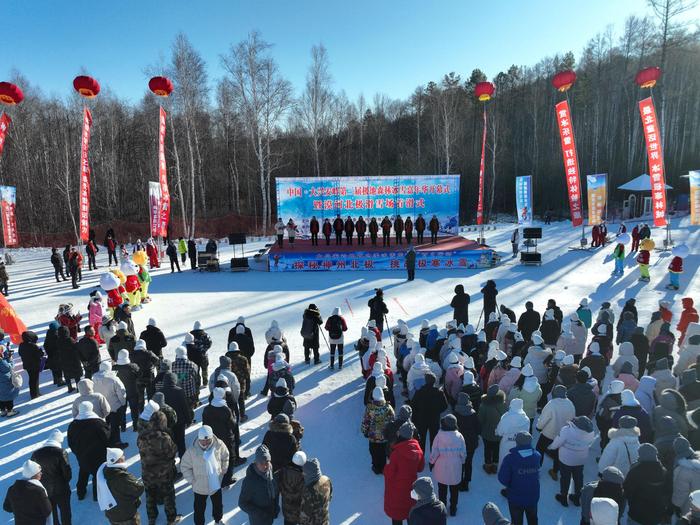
[1,5,699,242]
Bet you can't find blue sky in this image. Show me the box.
[4,0,699,103]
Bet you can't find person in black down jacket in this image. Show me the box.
[567,370,597,418]
[18,331,44,399]
[130,340,159,409]
[518,302,541,344]
[160,372,193,457]
[138,318,167,358]
[450,285,470,326]
[77,326,100,380]
[30,429,72,525]
[623,443,669,525]
[44,321,64,386]
[408,476,447,525]
[411,373,448,453]
[57,326,83,393]
[238,445,280,525]
[3,460,53,525]
[113,350,141,431]
[481,280,498,321]
[202,387,238,488]
[300,304,323,365]
[454,392,480,491]
[67,401,110,501]
[262,414,299,475]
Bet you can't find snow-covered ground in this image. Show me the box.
[1,217,698,524]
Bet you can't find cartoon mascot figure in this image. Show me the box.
[132,250,152,304]
[667,244,689,290]
[120,260,142,309]
[99,272,123,315]
[636,238,655,282]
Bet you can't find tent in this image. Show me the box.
[617,173,673,192]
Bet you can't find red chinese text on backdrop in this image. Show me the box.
[639,97,667,227]
[476,108,487,225]
[0,113,11,159]
[148,182,161,238]
[1,199,18,247]
[158,107,170,237]
[555,100,583,227]
[78,108,92,241]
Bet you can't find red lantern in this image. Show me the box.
[635,67,661,89]
[73,76,100,98]
[552,70,577,92]
[474,81,495,102]
[0,82,24,105]
[148,76,174,97]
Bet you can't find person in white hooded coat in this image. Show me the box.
[407,354,430,400]
[569,313,588,362]
[590,497,619,525]
[597,415,640,477]
[672,436,700,515]
[92,361,127,447]
[674,333,700,376]
[536,384,575,478]
[523,334,552,384]
[265,320,283,345]
[549,416,597,506]
[495,398,530,469]
[612,342,639,378]
[443,353,464,404]
[634,375,657,416]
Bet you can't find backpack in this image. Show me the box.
[328,316,344,339]
[300,316,316,340]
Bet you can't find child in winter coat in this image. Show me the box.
[549,416,596,507]
[598,415,640,477]
[429,414,467,516]
[361,387,394,474]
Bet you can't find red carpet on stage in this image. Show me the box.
[268,235,482,255]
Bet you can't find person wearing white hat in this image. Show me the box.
[181,425,230,525]
[568,312,588,363]
[678,489,700,524]
[172,346,200,408]
[495,398,530,469]
[67,401,110,501]
[3,460,52,524]
[71,378,111,420]
[325,307,348,370]
[96,447,144,524]
[576,299,593,329]
[361,386,395,474]
[107,317,136,362]
[277,450,307,524]
[596,380,625,449]
[487,349,509,388]
[138,318,167,359]
[202,387,239,489]
[112,349,143,431]
[524,336,552,385]
[497,356,522,396]
[92,360,128,448]
[189,322,212,389]
[30,429,72,525]
[507,365,542,428]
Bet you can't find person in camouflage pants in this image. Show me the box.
[136,411,181,525]
[225,342,251,421]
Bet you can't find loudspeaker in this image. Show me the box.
[228,233,247,245]
[523,227,542,239]
[520,252,542,264]
[230,257,249,271]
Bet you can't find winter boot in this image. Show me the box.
[329,354,335,370]
[555,494,569,507]
[569,494,581,507]
[548,468,558,481]
[338,355,343,369]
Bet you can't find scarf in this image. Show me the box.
[202,444,221,494]
[210,398,227,408]
[96,462,125,511]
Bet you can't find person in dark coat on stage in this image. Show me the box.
[356,216,367,245]
[321,219,332,245]
[368,289,389,333]
[394,215,404,245]
[451,285,470,326]
[415,214,426,244]
[481,280,499,321]
[18,331,44,399]
[369,217,379,246]
[343,216,355,245]
[405,216,414,245]
[301,304,323,365]
[3,460,53,525]
[309,216,320,246]
[381,216,392,246]
[31,429,72,525]
[429,215,440,244]
[333,214,344,245]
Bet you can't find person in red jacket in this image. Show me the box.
[322,218,332,246]
[393,215,404,245]
[85,239,99,270]
[356,216,367,245]
[368,217,379,246]
[309,216,320,246]
[415,214,426,244]
[56,303,82,341]
[384,424,425,525]
[145,238,160,268]
[631,224,640,252]
[105,235,118,266]
[333,214,344,245]
[404,216,414,245]
[381,217,392,247]
[429,215,440,244]
[344,216,355,245]
[667,244,688,291]
[677,297,698,346]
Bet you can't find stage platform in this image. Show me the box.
[267,236,496,272]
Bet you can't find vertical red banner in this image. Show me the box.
[78,108,92,241]
[638,97,667,227]
[158,107,170,237]
[555,100,583,227]
[0,186,18,247]
[0,113,11,159]
[476,108,486,225]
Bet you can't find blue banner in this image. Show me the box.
[515,176,532,225]
[270,248,493,272]
[276,175,460,237]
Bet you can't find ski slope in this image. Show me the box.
[1,217,698,524]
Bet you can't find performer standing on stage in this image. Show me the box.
[310,216,320,246]
[333,214,344,245]
[394,215,404,245]
[357,216,367,245]
[429,215,440,244]
[275,217,286,248]
[416,214,426,244]
[405,216,414,245]
[344,216,355,245]
[369,218,379,246]
[322,219,332,246]
[381,217,392,247]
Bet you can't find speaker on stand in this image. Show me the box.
[520,227,542,265]
[228,233,249,271]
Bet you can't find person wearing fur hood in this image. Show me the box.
[612,341,639,378]
[653,388,690,437]
[598,415,640,476]
[672,437,700,515]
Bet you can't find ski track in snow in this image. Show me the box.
[1,218,699,524]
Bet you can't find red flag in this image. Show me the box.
[158,107,170,237]
[639,97,667,227]
[555,100,583,227]
[0,293,27,344]
[78,108,93,241]
[0,113,11,159]
[476,107,487,225]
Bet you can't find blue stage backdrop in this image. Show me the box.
[275,175,460,237]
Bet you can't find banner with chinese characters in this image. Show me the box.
[157,107,170,237]
[689,170,700,226]
[639,97,667,227]
[515,176,532,225]
[476,110,487,225]
[0,186,18,247]
[586,173,607,225]
[78,108,92,241]
[148,181,162,238]
[555,100,583,227]
[270,248,493,272]
[0,113,11,159]
[276,175,460,237]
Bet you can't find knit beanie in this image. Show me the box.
[515,431,532,447]
[255,445,271,463]
[397,421,414,440]
[618,415,637,429]
[397,405,412,422]
[673,436,695,460]
[440,414,457,431]
[552,384,567,399]
[572,415,593,433]
[302,458,322,486]
[411,477,434,501]
[638,443,658,462]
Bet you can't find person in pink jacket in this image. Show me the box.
[429,414,467,516]
[443,353,464,406]
[88,292,105,344]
